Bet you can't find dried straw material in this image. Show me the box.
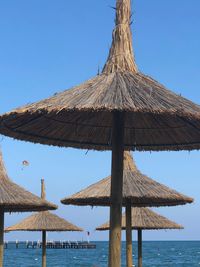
[5,179,82,267]
[0,151,56,212]
[103,0,137,74]
[5,211,83,232]
[61,152,193,207]
[0,2,200,151]
[5,179,83,232]
[96,207,183,231]
[0,152,56,267]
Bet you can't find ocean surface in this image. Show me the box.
[4,241,200,267]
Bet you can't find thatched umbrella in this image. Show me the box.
[96,207,183,267]
[61,151,193,267]
[1,0,200,266]
[0,150,56,267]
[5,179,83,267]
[61,152,193,207]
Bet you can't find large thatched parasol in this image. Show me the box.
[6,179,83,267]
[96,207,183,267]
[61,151,193,267]
[1,0,200,266]
[0,150,56,267]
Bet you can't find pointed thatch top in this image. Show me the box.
[1,0,200,151]
[5,211,83,232]
[5,179,83,232]
[0,150,57,212]
[61,152,193,207]
[96,207,183,230]
[103,0,137,73]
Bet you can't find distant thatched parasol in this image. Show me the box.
[5,211,83,232]
[61,151,192,267]
[1,0,200,266]
[96,207,183,231]
[61,152,193,207]
[0,150,56,267]
[96,207,183,267]
[6,179,83,267]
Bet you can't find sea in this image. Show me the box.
[4,241,200,267]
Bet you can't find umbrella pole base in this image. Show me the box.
[108,111,124,267]
[138,229,142,267]
[0,209,4,267]
[42,230,46,267]
[126,202,133,267]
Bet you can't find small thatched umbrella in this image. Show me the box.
[96,207,183,267]
[1,0,200,266]
[61,151,193,267]
[6,179,83,267]
[0,150,56,267]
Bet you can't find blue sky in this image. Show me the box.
[0,0,200,241]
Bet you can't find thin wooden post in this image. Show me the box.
[41,179,46,200]
[126,202,133,267]
[108,111,124,267]
[42,230,46,267]
[0,209,4,267]
[41,179,47,266]
[138,229,142,267]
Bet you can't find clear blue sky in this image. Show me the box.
[1,0,200,242]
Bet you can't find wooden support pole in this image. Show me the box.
[108,111,124,267]
[138,229,142,267]
[0,209,4,267]
[42,230,46,267]
[41,179,46,200]
[126,202,133,267]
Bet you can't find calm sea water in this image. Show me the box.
[4,241,200,267]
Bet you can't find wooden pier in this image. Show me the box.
[4,241,96,249]
[44,241,96,249]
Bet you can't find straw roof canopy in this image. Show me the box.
[5,211,83,232]
[0,151,57,212]
[61,152,193,207]
[96,207,183,231]
[1,0,200,151]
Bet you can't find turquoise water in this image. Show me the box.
[4,241,200,266]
